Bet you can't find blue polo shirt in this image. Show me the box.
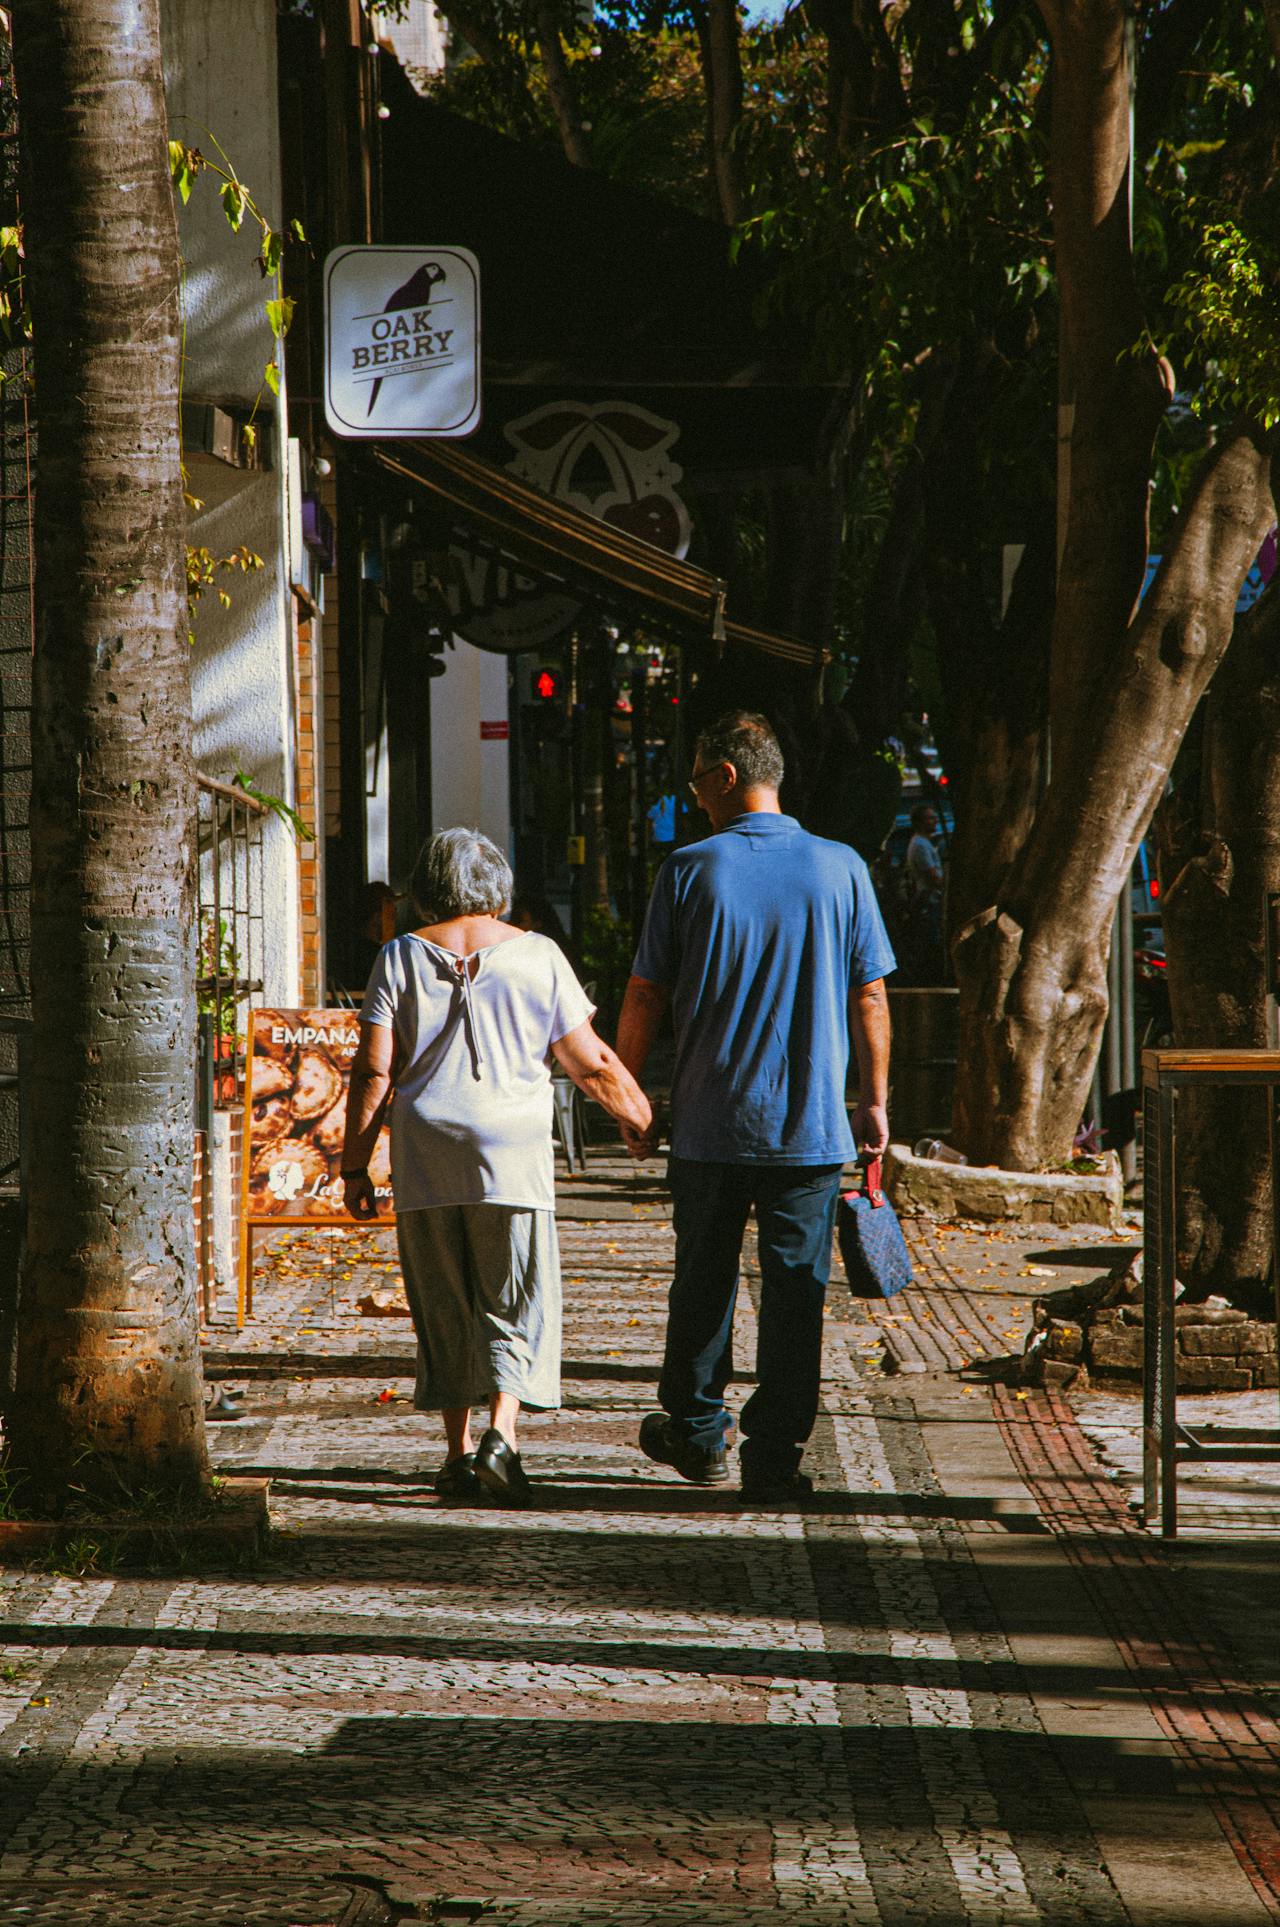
[632,813,895,1165]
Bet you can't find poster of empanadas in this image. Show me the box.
[242,1009,393,1222]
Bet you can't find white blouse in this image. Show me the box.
[361,931,594,1211]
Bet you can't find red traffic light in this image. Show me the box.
[534,667,561,701]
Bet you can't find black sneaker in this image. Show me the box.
[639,1412,729,1485]
[433,1452,481,1501]
[474,1428,533,1508]
[739,1466,815,1506]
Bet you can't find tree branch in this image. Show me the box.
[433,1,503,67]
[1019,420,1276,942]
[533,0,590,169]
[811,0,906,160]
[703,0,745,225]
[687,0,745,223]
[1261,0,1280,68]
[1037,0,1173,765]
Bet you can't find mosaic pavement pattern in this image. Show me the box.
[1,1162,1277,1923]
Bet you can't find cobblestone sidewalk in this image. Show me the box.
[1,1160,1278,1924]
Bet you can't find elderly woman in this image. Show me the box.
[341,828,650,1507]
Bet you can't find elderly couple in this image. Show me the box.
[342,710,893,1508]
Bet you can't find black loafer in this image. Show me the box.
[739,1466,815,1506]
[474,1428,533,1508]
[639,1412,729,1485]
[433,1452,481,1501]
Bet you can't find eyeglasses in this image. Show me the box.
[687,761,727,799]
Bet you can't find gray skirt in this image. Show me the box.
[396,1204,562,1412]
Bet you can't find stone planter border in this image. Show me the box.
[884,1142,1123,1227]
[0,1475,270,1568]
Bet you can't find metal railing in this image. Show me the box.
[196,773,268,1112]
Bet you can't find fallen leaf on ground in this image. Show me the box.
[356,1291,411,1318]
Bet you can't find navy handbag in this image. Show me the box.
[837,1155,914,1301]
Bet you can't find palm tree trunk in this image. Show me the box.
[7,0,209,1507]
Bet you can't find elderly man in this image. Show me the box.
[616,711,894,1502]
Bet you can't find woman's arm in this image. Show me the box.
[551,1020,653,1139]
[341,1020,395,1221]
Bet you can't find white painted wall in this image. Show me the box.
[371,0,448,81]
[163,0,300,1006]
[429,644,512,857]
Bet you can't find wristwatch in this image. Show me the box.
[340,1166,369,1180]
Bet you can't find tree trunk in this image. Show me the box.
[7,0,209,1508]
[533,1,590,170]
[1156,582,1280,1309]
[696,0,745,226]
[942,522,1053,940]
[813,0,906,159]
[947,0,1277,1169]
[951,422,1276,1167]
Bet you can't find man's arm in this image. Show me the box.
[849,976,891,1157]
[551,1020,653,1140]
[614,974,670,1157]
[341,1021,395,1220]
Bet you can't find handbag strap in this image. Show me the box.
[860,1153,886,1208]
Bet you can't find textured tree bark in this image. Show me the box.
[952,423,1276,1166]
[947,0,1277,1168]
[1156,583,1280,1308]
[7,0,209,1507]
[942,522,1053,941]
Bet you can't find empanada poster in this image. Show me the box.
[242,1010,393,1223]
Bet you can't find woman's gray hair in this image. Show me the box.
[411,828,513,922]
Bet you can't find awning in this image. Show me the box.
[371,440,821,668]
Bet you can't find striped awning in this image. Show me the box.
[371,439,821,667]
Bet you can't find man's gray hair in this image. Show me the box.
[411,827,513,922]
[695,710,784,792]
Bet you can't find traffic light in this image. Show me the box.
[533,665,562,703]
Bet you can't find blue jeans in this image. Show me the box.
[660,1157,843,1476]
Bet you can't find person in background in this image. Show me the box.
[905,803,943,900]
[342,829,651,1508]
[509,890,579,972]
[616,711,895,1504]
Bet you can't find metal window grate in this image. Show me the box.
[195,774,268,1112]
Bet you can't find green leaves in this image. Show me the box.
[259,227,283,279]
[185,543,265,645]
[231,770,314,845]
[0,220,31,356]
[168,139,203,204]
[219,179,247,231]
[169,133,307,457]
[264,295,294,339]
[1164,213,1280,430]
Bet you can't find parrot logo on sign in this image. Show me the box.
[350,261,451,417]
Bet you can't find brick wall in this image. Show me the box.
[320,473,342,841]
[193,1128,209,1316]
[294,589,325,1002]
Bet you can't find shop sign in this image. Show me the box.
[505,400,692,556]
[447,400,692,653]
[241,1009,393,1227]
[324,245,481,440]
